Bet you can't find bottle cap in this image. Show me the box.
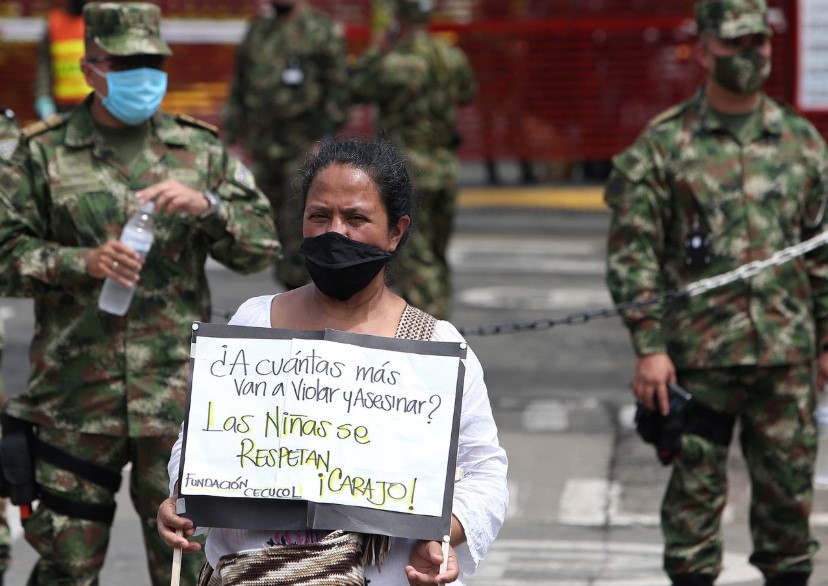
[139,200,155,214]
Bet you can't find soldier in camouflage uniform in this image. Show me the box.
[349,0,476,319]
[0,4,279,585]
[605,2,827,585]
[222,0,349,290]
[0,107,19,585]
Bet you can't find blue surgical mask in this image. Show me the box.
[91,65,167,125]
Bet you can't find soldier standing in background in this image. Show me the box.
[605,1,827,585]
[222,0,349,290]
[349,0,476,319]
[0,3,279,584]
[0,106,19,586]
[34,0,92,119]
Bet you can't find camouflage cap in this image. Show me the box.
[695,0,770,39]
[83,2,172,57]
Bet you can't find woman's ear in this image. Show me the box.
[389,214,411,252]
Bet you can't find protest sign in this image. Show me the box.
[177,322,466,541]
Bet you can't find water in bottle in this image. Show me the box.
[816,402,828,487]
[98,201,155,316]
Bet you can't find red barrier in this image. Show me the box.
[0,0,820,165]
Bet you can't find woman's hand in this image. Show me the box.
[156,496,202,553]
[405,540,458,585]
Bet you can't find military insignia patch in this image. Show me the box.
[0,139,18,161]
[234,163,255,188]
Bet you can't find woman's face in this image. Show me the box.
[303,163,408,253]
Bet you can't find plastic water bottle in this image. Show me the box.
[816,402,828,487]
[98,201,155,316]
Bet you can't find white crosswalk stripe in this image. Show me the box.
[466,539,761,585]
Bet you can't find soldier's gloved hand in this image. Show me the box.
[136,179,213,218]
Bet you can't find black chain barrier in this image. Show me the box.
[211,290,689,336]
[207,230,828,336]
[453,290,689,337]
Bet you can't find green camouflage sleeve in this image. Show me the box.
[604,138,671,356]
[449,44,476,107]
[221,26,254,145]
[190,138,280,273]
[801,135,828,349]
[318,22,349,136]
[348,48,388,104]
[0,142,89,295]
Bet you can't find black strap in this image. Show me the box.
[33,436,122,493]
[39,489,117,525]
[684,401,736,446]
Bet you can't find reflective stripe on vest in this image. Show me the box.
[48,10,91,105]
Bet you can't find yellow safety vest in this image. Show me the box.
[48,10,92,106]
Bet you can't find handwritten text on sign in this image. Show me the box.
[182,336,460,517]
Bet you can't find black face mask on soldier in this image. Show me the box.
[272,2,295,16]
[300,231,393,301]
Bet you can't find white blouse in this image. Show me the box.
[168,294,509,585]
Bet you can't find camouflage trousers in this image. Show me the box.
[0,499,9,573]
[664,364,818,582]
[254,155,310,290]
[24,428,206,586]
[394,184,458,320]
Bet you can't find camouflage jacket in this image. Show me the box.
[222,5,349,162]
[349,30,476,191]
[0,98,280,436]
[0,112,20,164]
[605,88,828,369]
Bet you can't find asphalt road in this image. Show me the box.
[1,202,827,585]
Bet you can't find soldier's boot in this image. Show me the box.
[671,574,715,586]
[765,573,808,586]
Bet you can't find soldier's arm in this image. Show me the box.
[451,45,477,107]
[318,21,350,135]
[347,47,386,104]
[801,131,828,354]
[197,140,280,274]
[221,25,255,145]
[0,141,87,295]
[604,140,670,357]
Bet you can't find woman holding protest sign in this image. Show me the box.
[157,138,508,586]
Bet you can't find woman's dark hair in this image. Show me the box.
[300,138,414,247]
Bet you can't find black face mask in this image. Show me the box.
[300,232,393,301]
[272,2,295,16]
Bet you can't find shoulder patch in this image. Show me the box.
[175,114,219,136]
[0,138,18,161]
[21,114,66,139]
[647,103,685,129]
